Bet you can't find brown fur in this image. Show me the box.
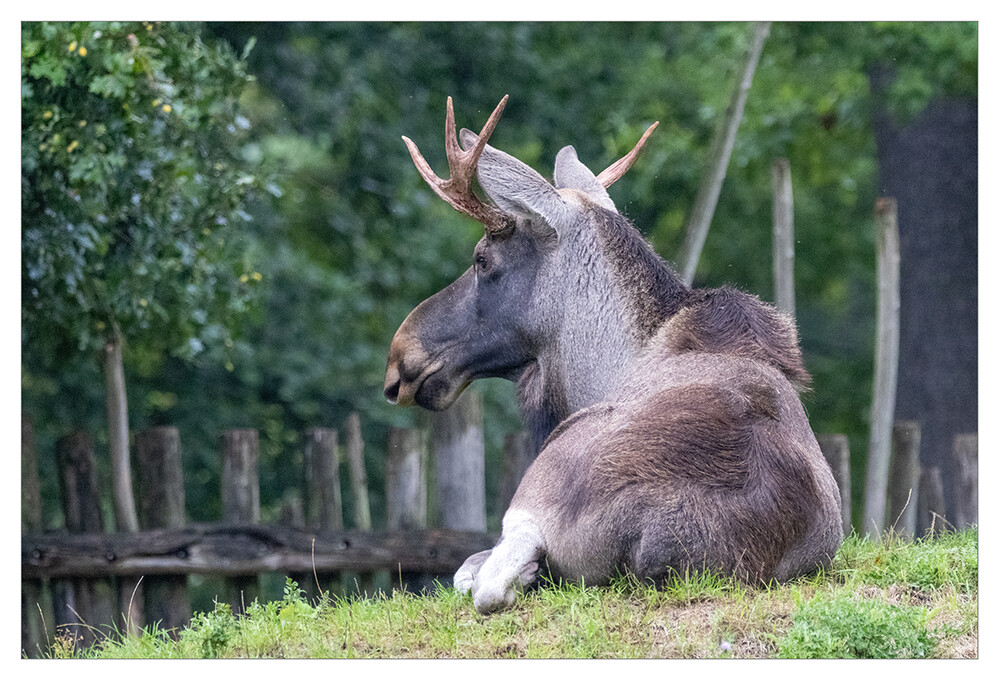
[662,287,812,390]
[525,374,821,584]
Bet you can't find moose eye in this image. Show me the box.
[474,253,489,272]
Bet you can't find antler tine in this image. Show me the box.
[403,95,512,233]
[596,121,660,188]
[457,94,508,162]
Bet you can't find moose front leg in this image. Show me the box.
[468,509,545,614]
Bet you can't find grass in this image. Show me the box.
[38,527,977,659]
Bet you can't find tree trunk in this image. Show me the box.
[771,157,795,317]
[102,330,139,533]
[679,21,770,285]
[862,198,901,538]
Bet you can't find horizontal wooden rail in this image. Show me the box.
[22,524,496,580]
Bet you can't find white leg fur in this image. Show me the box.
[453,548,492,594]
[471,509,545,614]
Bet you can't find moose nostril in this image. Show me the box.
[384,379,400,404]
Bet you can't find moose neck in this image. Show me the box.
[518,205,691,452]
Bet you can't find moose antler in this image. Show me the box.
[402,95,514,234]
[596,121,660,188]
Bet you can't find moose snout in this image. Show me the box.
[384,320,433,407]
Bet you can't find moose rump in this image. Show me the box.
[509,355,827,589]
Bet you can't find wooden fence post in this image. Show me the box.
[53,431,115,647]
[343,413,378,596]
[345,413,372,531]
[221,429,260,614]
[431,390,487,532]
[386,428,426,531]
[887,421,921,538]
[301,427,343,598]
[386,427,432,592]
[135,426,190,635]
[21,415,50,657]
[772,157,795,317]
[952,433,978,530]
[304,428,344,531]
[918,466,947,537]
[863,197,901,538]
[499,432,533,518]
[816,434,851,536]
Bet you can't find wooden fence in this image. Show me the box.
[817,425,977,540]
[20,390,516,656]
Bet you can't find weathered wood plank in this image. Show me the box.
[345,413,372,531]
[53,431,115,646]
[887,420,920,537]
[816,433,851,536]
[221,429,260,614]
[432,390,486,532]
[952,433,978,529]
[21,415,48,658]
[23,525,497,580]
[304,427,344,531]
[386,428,426,531]
[918,465,946,537]
[135,426,189,634]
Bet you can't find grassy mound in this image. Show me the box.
[41,528,977,659]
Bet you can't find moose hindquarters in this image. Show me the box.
[509,378,842,586]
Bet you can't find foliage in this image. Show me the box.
[185,601,238,659]
[45,530,976,659]
[777,590,935,658]
[21,21,977,533]
[21,21,262,363]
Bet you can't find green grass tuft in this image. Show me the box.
[777,589,935,658]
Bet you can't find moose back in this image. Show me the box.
[384,96,843,614]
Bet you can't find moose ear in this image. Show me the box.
[553,145,617,212]
[460,128,569,230]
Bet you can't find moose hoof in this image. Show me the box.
[473,582,518,615]
[471,559,539,615]
[454,549,493,595]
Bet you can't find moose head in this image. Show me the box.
[385,96,676,450]
[386,96,842,614]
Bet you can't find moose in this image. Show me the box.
[385,96,843,614]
